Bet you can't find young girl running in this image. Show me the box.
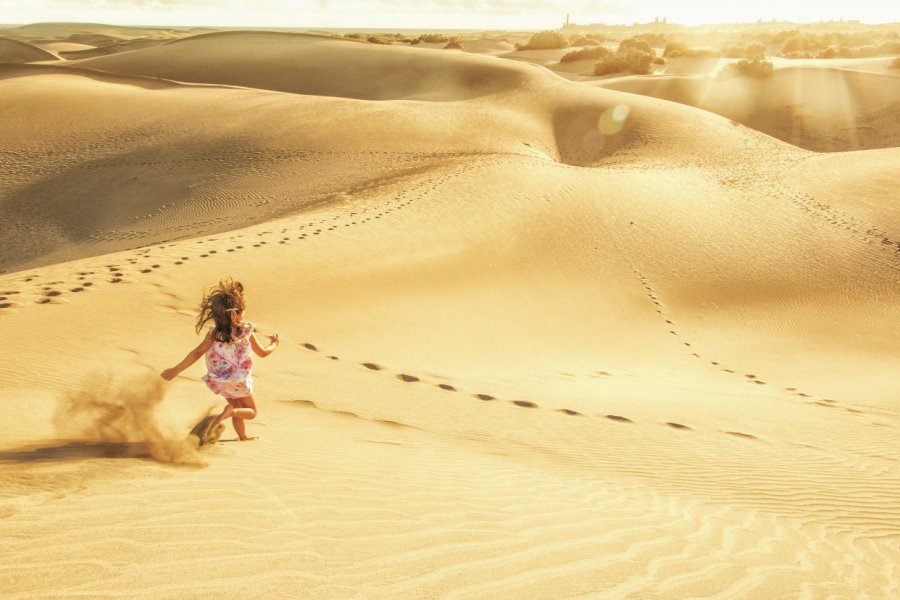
[161,279,279,441]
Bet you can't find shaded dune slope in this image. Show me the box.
[599,66,900,151]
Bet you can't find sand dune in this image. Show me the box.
[0,37,58,62]
[70,30,539,101]
[598,63,900,151]
[1,45,787,272]
[1,24,899,599]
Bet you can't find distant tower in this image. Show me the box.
[565,13,570,27]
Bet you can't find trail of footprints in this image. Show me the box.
[0,154,493,311]
[784,184,900,268]
[295,341,776,441]
[627,264,863,419]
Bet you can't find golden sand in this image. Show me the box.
[0,25,898,599]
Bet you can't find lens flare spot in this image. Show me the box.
[598,104,630,136]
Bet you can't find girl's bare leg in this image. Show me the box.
[229,396,257,440]
[212,403,234,427]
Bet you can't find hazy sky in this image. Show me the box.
[3,0,899,29]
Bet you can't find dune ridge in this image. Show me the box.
[0,36,59,62]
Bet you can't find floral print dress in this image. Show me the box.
[203,323,254,399]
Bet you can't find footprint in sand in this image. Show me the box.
[606,415,633,423]
[437,384,457,392]
[474,393,495,401]
[558,408,583,416]
[511,400,538,408]
[361,362,384,371]
[726,431,758,440]
[397,374,420,383]
[665,422,691,430]
[302,343,318,351]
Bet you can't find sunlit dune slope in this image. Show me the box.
[598,65,900,151]
[0,37,58,62]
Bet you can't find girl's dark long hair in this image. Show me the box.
[196,279,246,342]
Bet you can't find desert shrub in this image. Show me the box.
[782,34,811,54]
[594,57,623,76]
[570,36,601,46]
[817,46,852,58]
[880,42,900,54]
[586,33,607,43]
[663,41,688,56]
[409,38,421,45]
[594,49,653,76]
[367,36,392,45]
[636,32,668,47]
[618,37,653,55]
[721,43,767,59]
[850,45,880,58]
[445,39,463,49]
[517,30,570,50]
[561,45,611,63]
[780,50,812,59]
[343,33,367,41]
[653,56,666,65]
[719,45,743,58]
[418,33,448,44]
[890,57,900,69]
[669,47,721,58]
[619,48,653,74]
[748,43,767,59]
[724,57,774,78]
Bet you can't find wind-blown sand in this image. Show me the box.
[1,28,898,599]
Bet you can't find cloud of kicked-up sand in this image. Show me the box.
[54,372,207,465]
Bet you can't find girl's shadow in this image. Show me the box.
[0,441,151,462]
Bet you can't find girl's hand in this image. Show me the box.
[160,368,178,381]
[268,333,280,348]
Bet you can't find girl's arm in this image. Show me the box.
[250,332,279,357]
[160,332,214,380]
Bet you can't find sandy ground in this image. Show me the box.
[1,26,899,599]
